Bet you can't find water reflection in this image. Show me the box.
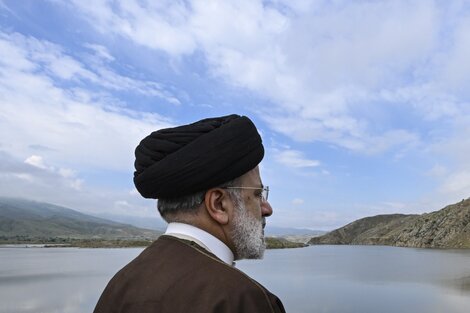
[1,245,470,313]
[444,275,470,292]
[0,247,142,313]
[237,245,470,313]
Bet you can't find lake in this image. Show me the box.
[1,245,470,313]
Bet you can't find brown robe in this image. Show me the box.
[94,235,286,313]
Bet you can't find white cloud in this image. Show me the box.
[430,116,470,202]
[0,31,181,101]
[268,206,342,230]
[69,0,196,55]
[438,15,470,95]
[0,31,174,171]
[292,198,304,205]
[0,150,157,216]
[427,164,448,178]
[13,173,34,183]
[24,155,83,190]
[114,200,130,208]
[0,30,180,216]
[1,152,83,194]
[380,84,465,121]
[274,149,320,168]
[61,0,470,157]
[24,155,47,169]
[24,155,79,186]
[84,43,115,62]
[439,171,470,199]
[58,168,76,179]
[266,115,420,155]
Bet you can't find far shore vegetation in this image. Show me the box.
[0,236,307,249]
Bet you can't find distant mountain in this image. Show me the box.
[264,225,326,237]
[265,237,307,249]
[309,198,470,248]
[264,226,326,244]
[92,212,167,231]
[0,197,162,242]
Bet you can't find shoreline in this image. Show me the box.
[0,236,307,249]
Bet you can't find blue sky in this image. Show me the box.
[1,0,470,230]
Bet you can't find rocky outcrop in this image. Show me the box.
[309,198,470,248]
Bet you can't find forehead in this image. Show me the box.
[239,166,262,187]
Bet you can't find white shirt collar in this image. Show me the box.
[164,222,235,266]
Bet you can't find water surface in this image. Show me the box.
[1,245,469,313]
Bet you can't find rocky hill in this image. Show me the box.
[309,198,470,248]
[0,197,161,244]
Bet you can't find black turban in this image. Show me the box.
[134,114,264,199]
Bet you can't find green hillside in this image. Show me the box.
[0,197,161,245]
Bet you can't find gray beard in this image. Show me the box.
[231,199,266,260]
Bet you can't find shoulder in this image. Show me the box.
[184,251,283,312]
[208,266,285,313]
[100,236,285,313]
[160,236,284,312]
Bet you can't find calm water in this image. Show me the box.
[1,245,470,313]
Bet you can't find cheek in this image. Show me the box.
[247,196,262,217]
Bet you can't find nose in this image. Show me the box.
[261,200,273,217]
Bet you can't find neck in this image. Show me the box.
[164,222,235,265]
[179,212,237,259]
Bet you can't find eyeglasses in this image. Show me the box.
[222,186,269,202]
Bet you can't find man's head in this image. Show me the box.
[133,114,272,260]
[227,166,272,259]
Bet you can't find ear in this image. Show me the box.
[203,188,232,225]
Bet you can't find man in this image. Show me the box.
[94,114,286,313]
